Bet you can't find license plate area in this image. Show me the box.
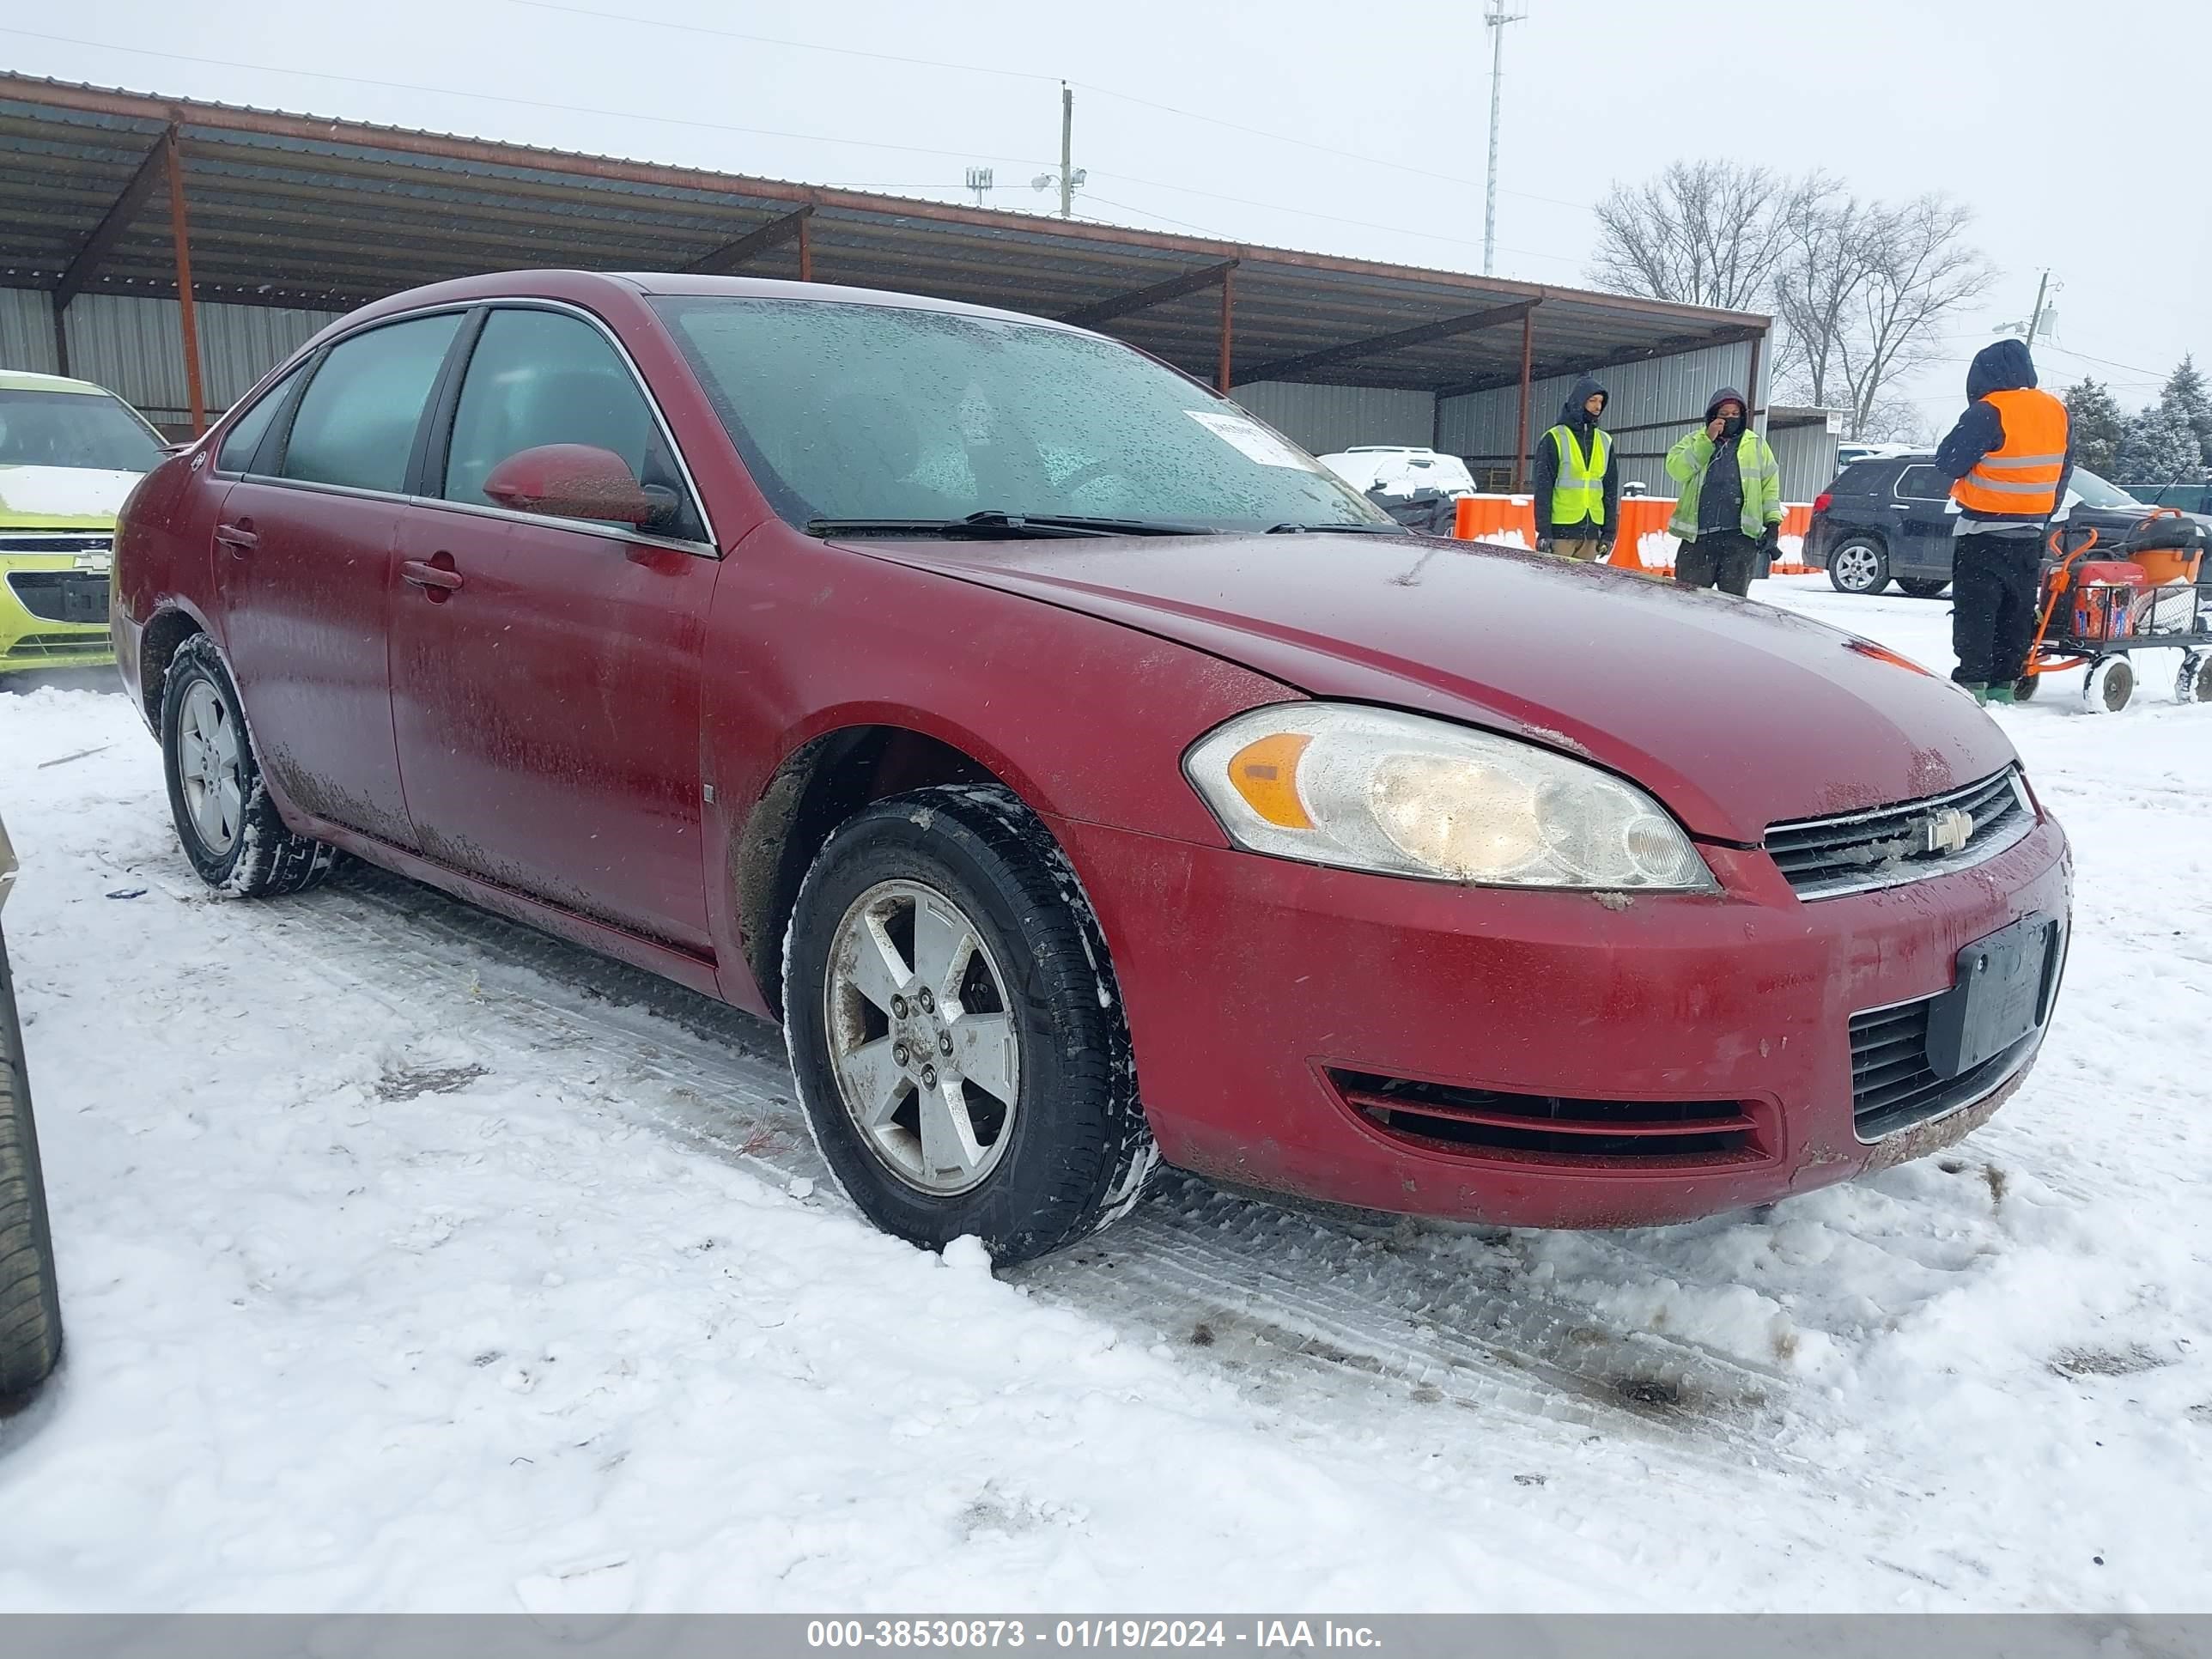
[1925,913,2060,1079]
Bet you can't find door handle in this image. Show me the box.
[400,557,464,594]
[215,520,258,554]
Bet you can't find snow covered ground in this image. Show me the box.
[1,574,2208,1613]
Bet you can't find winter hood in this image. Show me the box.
[1703,386,1748,425]
[1967,338,2038,400]
[1559,376,1609,429]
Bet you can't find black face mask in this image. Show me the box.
[1722,415,1745,441]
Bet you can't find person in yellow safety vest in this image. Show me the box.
[1934,339,2073,705]
[1530,375,1619,562]
[1665,387,1784,597]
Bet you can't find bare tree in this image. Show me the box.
[1588,161,1795,311]
[1769,175,1886,412]
[1833,194,1996,439]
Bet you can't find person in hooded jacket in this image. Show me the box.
[1530,376,1620,562]
[1664,388,1783,596]
[1934,339,2072,704]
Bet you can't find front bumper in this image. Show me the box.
[1056,808,2071,1228]
[0,552,114,672]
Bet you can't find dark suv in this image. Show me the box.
[1807,454,2202,597]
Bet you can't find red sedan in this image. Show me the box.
[112,271,2070,1263]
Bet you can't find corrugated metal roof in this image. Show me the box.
[0,73,1766,395]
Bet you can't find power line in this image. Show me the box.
[0,27,1058,168]
[505,0,1596,214]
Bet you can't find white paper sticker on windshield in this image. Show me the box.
[1185,409,1311,470]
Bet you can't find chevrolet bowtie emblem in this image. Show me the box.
[1920,807,1974,856]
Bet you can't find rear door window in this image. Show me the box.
[439,307,703,539]
[1895,465,1952,501]
[280,313,465,494]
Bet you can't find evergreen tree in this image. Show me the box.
[2159,355,2212,465]
[2063,379,2127,477]
[2112,402,2205,487]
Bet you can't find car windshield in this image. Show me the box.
[653,297,1392,534]
[0,387,165,474]
[2067,467,2142,509]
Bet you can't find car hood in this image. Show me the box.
[863,533,2019,843]
[0,465,138,528]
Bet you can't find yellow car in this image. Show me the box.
[0,369,168,673]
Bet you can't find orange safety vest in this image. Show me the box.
[1952,387,2069,518]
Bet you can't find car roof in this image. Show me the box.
[339,269,1092,336]
[0,368,117,398]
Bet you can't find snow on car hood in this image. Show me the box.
[0,465,141,524]
[868,533,2020,844]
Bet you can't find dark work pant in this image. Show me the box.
[1674,531,1760,597]
[1951,532,2044,687]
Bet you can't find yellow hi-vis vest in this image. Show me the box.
[1953,387,2069,518]
[1549,424,1609,528]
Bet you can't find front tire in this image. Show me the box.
[783,786,1155,1265]
[1827,537,1891,594]
[0,926,61,1407]
[161,635,334,897]
[2084,655,2135,714]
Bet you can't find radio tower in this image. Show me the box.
[1482,0,1526,277]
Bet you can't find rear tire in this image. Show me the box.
[2013,672,2041,702]
[2179,652,2212,703]
[0,926,62,1408]
[161,634,334,897]
[783,786,1155,1265]
[1828,537,1891,594]
[1898,577,1951,599]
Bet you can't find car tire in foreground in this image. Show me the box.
[1827,537,1891,595]
[784,785,1156,1265]
[0,925,61,1407]
[161,634,335,898]
[1898,577,1952,599]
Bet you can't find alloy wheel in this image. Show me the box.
[1832,544,1882,592]
[823,878,1021,1195]
[177,680,244,855]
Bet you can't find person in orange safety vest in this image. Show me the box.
[1934,339,2072,704]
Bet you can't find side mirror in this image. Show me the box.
[482,444,676,530]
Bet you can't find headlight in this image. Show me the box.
[1183,704,1716,891]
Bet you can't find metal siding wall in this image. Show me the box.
[57,293,340,422]
[1230,381,1436,454]
[0,288,60,376]
[1434,339,1757,494]
[1772,422,1840,503]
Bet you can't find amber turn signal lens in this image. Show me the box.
[1225,732,1315,830]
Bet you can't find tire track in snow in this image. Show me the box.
[220,860,1848,1485]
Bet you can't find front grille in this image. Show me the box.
[1849,995,2031,1139]
[4,630,112,660]
[1332,1070,1764,1167]
[1765,768,2032,900]
[0,533,110,555]
[7,570,111,624]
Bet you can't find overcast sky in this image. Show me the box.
[16,0,2209,434]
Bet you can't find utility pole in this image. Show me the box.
[1482,0,1525,276]
[1059,82,1074,220]
[2023,269,2051,345]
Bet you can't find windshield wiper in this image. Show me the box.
[1265,520,1407,534]
[806,511,1213,540]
